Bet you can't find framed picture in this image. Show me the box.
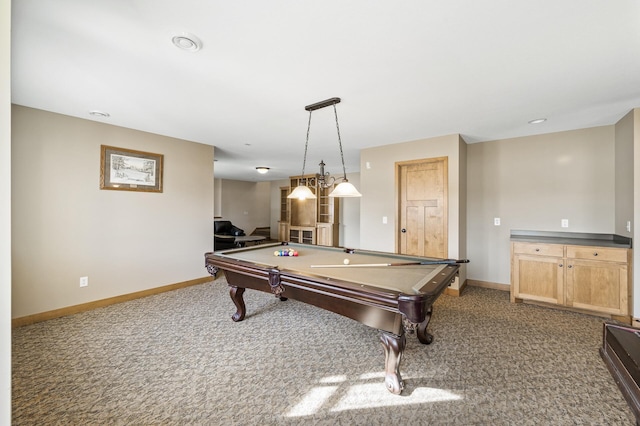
[100,145,163,192]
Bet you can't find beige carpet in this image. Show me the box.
[12,276,636,425]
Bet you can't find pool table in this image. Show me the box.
[204,242,464,394]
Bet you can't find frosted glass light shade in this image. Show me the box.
[328,181,362,197]
[287,185,317,200]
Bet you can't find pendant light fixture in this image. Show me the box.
[287,97,362,200]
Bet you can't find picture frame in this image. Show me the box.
[100,145,163,192]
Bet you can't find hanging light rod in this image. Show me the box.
[305,97,341,111]
[287,97,362,200]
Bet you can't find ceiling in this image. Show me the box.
[11,1,640,182]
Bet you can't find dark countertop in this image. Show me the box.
[510,230,632,249]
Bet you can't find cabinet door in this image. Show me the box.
[279,187,290,222]
[316,223,331,246]
[512,254,564,305]
[301,229,315,244]
[278,222,289,242]
[317,186,335,224]
[566,260,628,315]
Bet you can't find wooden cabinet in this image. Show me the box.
[289,226,316,244]
[278,187,290,241]
[282,175,340,246]
[511,242,565,305]
[511,241,631,321]
[565,246,629,316]
[279,187,289,222]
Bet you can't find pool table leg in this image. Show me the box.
[229,286,246,322]
[380,331,406,394]
[416,305,434,344]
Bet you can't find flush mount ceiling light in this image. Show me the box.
[528,118,547,124]
[255,167,270,174]
[288,97,362,200]
[89,110,110,118]
[172,33,202,52]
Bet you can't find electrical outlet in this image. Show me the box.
[561,219,569,228]
[627,221,632,232]
[494,217,501,226]
[79,276,88,287]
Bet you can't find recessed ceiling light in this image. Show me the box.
[528,118,547,124]
[89,110,110,118]
[256,167,270,174]
[172,33,202,52]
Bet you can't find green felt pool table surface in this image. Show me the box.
[211,242,450,295]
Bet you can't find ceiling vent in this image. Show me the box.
[172,33,202,52]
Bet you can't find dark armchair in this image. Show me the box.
[214,220,245,250]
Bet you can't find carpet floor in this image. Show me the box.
[12,276,636,425]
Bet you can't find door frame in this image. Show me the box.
[395,156,448,255]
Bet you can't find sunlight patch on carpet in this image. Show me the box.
[286,373,462,417]
[285,386,339,417]
[331,383,462,411]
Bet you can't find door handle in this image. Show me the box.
[401,228,407,233]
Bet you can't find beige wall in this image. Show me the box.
[214,178,222,217]
[215,122,632,316]
[458,136,468,271]
[264,119,634,316]
[633,109,640,318]
[467,126,616,285]
[11,106,214,318]
[359,134,466,286]
[612,108,640,318]
[9,104,632,324]
[1,0,11,421]
[615,110,635,237]
[217,178,271,234]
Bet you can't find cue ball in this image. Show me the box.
[343,258,350,265]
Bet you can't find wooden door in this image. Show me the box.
[397,157,447,258]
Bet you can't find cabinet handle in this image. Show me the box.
[559,264,563,268]
[535,248,540,252]
[568,265,573,269]
[593,252,598,256]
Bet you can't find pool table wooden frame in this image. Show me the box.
[204,242,460,394]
